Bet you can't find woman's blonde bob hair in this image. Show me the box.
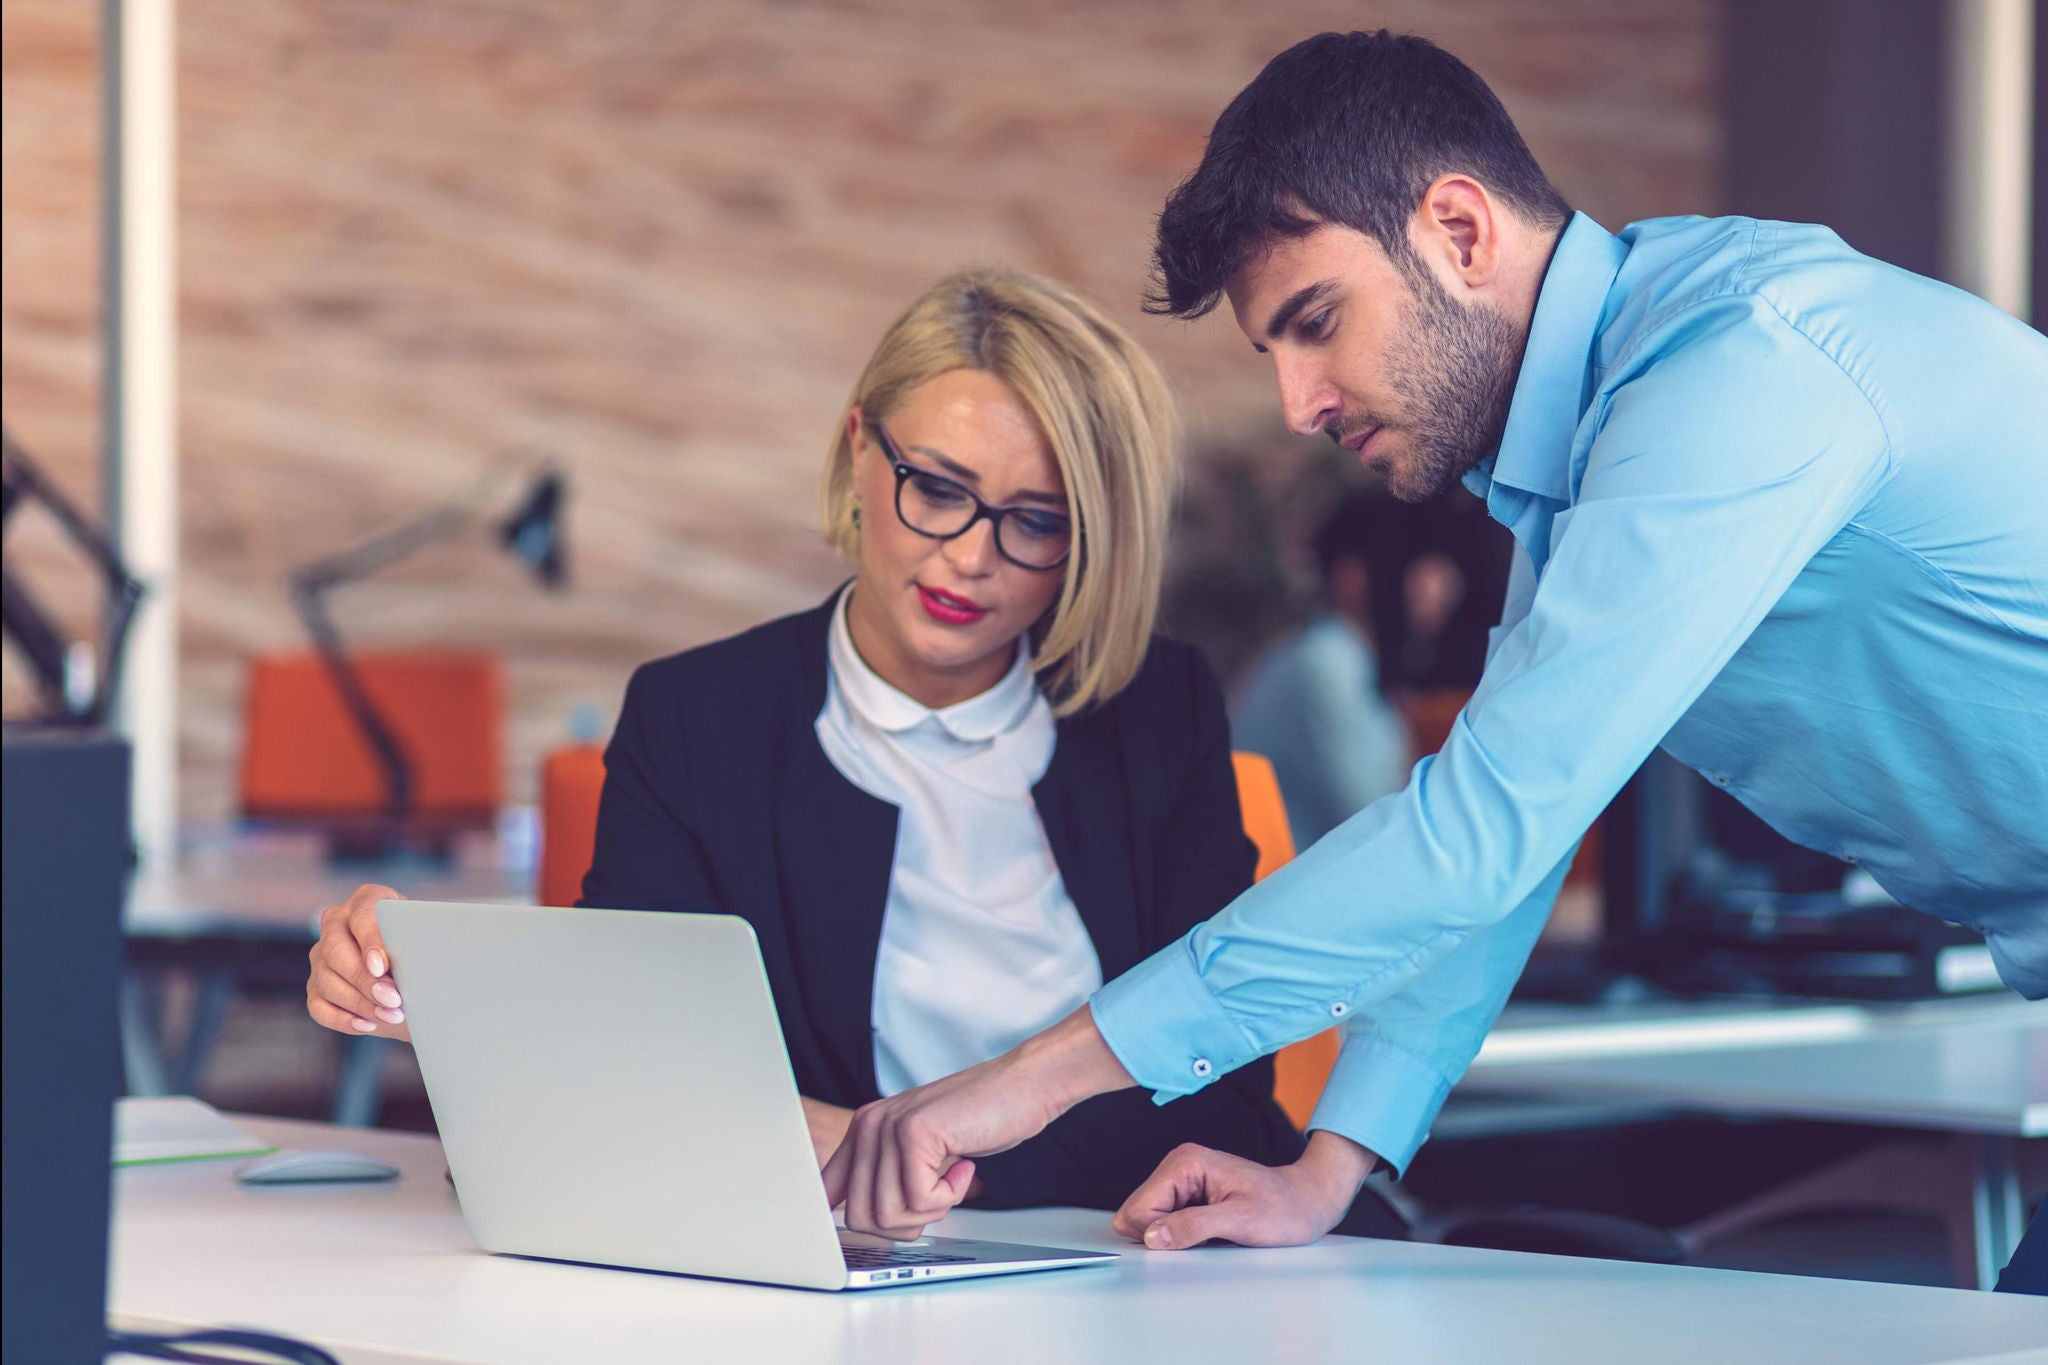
[823,268,1180,715]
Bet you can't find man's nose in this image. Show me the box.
[1275,352,1339,436]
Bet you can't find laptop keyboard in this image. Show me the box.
[840,1243,975,1268]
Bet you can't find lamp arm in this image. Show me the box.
[286,504,468,829]
[0,571,71,710]
[1,429,149,724]
[281,460,556,836]
[290,573,416,828]
[290,505,468,592]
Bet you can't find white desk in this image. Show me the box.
[1477,991,2042,1066]
[1460,1005,2048,1288]
[111,1117,2048,1365]
[1467,1005,2048,1132]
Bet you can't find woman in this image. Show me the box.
[306,269,1392,1225]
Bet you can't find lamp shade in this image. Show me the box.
[498,468,566,587]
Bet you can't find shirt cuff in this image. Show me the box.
[1090,934,1258,1102]
[1303,1035,1454,1179]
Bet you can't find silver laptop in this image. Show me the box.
[379,900,1116,1291]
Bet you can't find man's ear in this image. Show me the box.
[1411,175,1502,288]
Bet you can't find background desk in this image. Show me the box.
[110,1116,2048,1365]
[122,829,526,1121]
[1459,1002,2048,1288]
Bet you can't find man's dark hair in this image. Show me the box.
[1148,31,1571,318]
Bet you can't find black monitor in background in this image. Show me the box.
[2,728,130,1361]
[1597,751,1988,1000]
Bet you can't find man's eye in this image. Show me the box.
[1303,309,1335,339]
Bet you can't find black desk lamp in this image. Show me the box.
[1,428,148,727]
[288,461,566,846]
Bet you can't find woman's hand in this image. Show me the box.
[305,883,412,1043]
[801,1097,855,1169]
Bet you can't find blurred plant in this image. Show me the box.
[1160,430,1377,689]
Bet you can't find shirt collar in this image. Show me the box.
[1478,211,1628,504]
[828,586,1038,742]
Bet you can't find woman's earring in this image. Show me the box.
[851,504,862,529]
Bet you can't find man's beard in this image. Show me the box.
[1344,264,1523,503]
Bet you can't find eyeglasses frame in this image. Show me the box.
[868,421,1073,573]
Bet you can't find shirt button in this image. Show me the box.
[1191,1058,1213,1079]
[1713,774,1731,788]
[1329,1001,1350,1018]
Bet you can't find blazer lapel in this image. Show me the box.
[773,597,898,1104]
[1034,708,1142,979]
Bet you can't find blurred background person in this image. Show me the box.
[1230,489,1410,849]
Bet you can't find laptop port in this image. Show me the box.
[896,1269,915,1279]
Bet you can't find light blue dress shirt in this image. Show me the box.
[1232,615,1410,849]
[1092,212,2048,1175]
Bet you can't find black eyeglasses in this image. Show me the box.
[870,423,1073,572]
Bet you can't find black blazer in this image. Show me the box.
[580,591,1306,1210]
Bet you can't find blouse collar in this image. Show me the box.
[827,586,1040,743]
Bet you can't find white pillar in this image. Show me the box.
[103,0,179,864]
[1943,0,2036,315]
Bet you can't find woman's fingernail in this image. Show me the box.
[374,1007,405,1025]
[351,1018,379,1033]
[371,982,402,1008]
[367,950,386,978]
[1146,1225,1173,1248]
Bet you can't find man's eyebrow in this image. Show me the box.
[1263,280,1339,341]
[907,444,1066,509]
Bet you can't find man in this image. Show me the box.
[824,31,2048,1289]
[1232,490,1412,850]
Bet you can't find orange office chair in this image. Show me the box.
[1231,752,1341,1129]
[537,742,607,907]
[239,651,502,833]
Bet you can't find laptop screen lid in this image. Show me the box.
[378,901,850,1290]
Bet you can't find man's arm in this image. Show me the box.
[1111,556,1568,1248]
[1299,545,1561,1180]
[1089,296,1890,1112]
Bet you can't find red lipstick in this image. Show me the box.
[917,584,990,626]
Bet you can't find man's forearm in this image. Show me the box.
[1295,1128,1378,1209]
[1011,1004,1138,1117]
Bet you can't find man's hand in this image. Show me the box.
[305,884,412,1043]
[823,1006,1134,1239]
[1111,1130,1378,1251]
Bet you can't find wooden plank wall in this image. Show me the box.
[1,0,1720,817]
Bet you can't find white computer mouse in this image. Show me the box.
[236,1148,402,1185]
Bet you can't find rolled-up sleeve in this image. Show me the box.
[1093,294,1893,1163]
